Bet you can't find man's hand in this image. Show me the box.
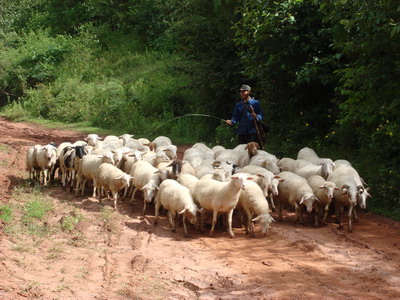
[225,120,232,126]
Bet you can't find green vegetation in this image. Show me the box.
[0,204,12,223]
[0,0,399,218]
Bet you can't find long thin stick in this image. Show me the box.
[147,113,225,136]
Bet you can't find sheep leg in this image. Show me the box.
[278,201,283,222]
[227,209,235,238]
[352,208,359,223]
[314,207,319,227]
[112,192,118,210]
[169,211,177,233]
[335,201,341,224]
[121,185,128,199]
[200,211,206,233]
[347,205,353,233]
[241,210,249,235]
[154,198,161,225]
[337,203,344,229]
[322,204,329,223]
[246,210,255,238]
[294,202,300,223]
[131,187,137,201]
[75,173,81,196]
[43,169,48,185]
[182,214,189,238]
[142,195,147,216]
[269,195,276,211]
[92,179,98,198]
[81,178,87,196]
[210,210,218,237]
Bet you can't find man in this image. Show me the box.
[225,84,263,145]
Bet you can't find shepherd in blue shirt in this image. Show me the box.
[225,84,263,145]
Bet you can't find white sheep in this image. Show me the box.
[193,172,254,238]
[129,160,167,215]
[154,179,200,237]
[307,175,339,225]
[297,147,320,164]
[119,150,143,174]
[34,144,57,185]
[327,170,359,232]
[236,179,275,237]
[59,145,87,190]
[156,144,177,160]
[233,142,260,167]
[118,134,134,146]
[211,145,225,158]
[297,147,336,178]
[293,159,334,180]
[192,143,215,160]
[278,157,296,172]
[75,152,115,196]
[137,138,151,147]
[334,164,370,210]
[249,150,280,175]
[200,168,227,182]
[95,163,132,210]
[177,173,199,196]
[215,149,240,165]
[183,147,207,168]
[85,134,102,147]
[241,165,284,210]
[180,160,196,176]
[275,171,319,225]
[26,145,41,180]
[152,136,172,147]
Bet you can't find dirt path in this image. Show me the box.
[0,117,399,300]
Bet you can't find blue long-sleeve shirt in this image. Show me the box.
[230,98,263,135]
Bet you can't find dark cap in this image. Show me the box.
[239,84,251,92]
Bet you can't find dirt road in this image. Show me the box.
[0,117,399,300]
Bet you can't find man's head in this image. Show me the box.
[239,84,251,100]
[239,84,251,92]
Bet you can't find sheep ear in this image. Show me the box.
[256,173,264,178]
[198,207,205,214]
[252,215,261,222]
[299,196,305,204]
[178,208,186,215]
[334,187,340,190]
[318,185,325,189]
[273,175,281,179]
[244,145,249,150]
[315,197,320,202]
[247,176,254,180]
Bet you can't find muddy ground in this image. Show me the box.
[0,117,399,300]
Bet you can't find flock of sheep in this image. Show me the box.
[25,133,371,238]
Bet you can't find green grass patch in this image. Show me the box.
[0,144,11,153]
[61,211,84,232]
[0,204,12,223]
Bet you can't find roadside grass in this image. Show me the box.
[3,181,87,240]
[0,144,11,153]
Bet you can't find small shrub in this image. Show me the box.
[0,101,33,121]
[0,204,12,223]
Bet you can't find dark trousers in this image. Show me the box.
[237,133,257,145]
